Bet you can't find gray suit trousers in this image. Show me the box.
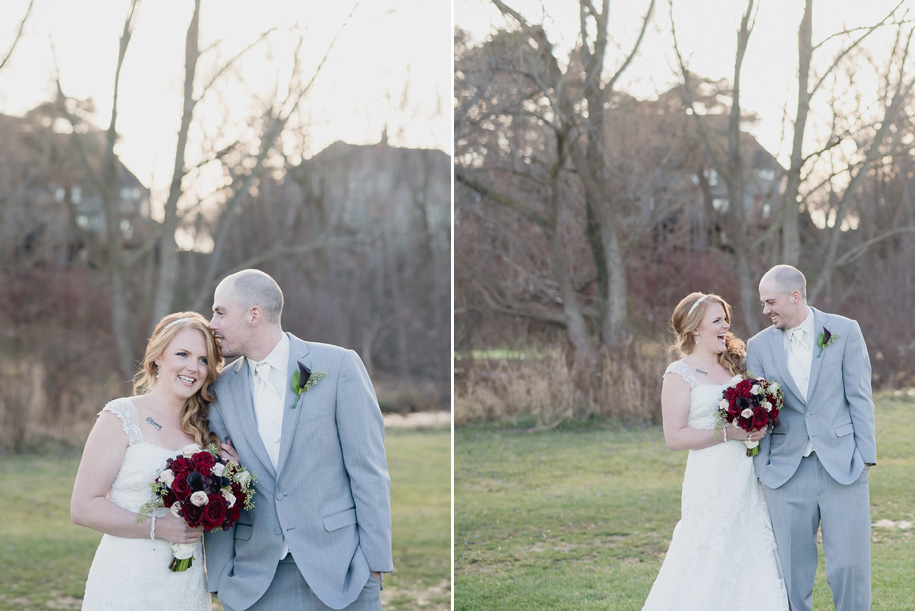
[764,454,871,611]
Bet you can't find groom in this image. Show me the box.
[205,269,393,610]
[747,264,875,611]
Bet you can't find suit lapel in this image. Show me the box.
[226,357,276,479]
[767,325,806,405]
[277,333,310,476]
[806,307,828,401]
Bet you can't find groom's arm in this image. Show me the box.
[842,320,877,465]
[746,337,764,380]
[335,349,394,574]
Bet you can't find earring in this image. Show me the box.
[156,365,160,379]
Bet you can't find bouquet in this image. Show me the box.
[137,444,256,571]
[717,377,784,456]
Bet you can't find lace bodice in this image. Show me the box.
[664,361,741,430]
[81,397,209,611]
[101,398,199,513]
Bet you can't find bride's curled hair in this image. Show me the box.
[133,311,224,448]
[669,292,746,377]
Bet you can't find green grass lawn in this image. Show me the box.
[455,391,915,610]
[0,428,451,611]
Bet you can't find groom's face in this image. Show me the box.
[210,283,254,358]
[759,279,802,329]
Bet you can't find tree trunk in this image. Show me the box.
[152,0,200,324]
[782,0,813,266]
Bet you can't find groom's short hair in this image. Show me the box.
[231,269,284,324]
[768,264,807,299]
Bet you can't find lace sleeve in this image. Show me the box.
[99,397,144,446]
[663,360,701,389]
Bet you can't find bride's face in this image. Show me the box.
[692,302,729,355]
[154,328,209,399]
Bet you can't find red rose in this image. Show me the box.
[752,408,768,429]
[202,495,228,530]
[162,490,177,507]
[226,501,242,526]
[170,457,193,474]
[191,451,216,473]
[172,473,192,502]
[182,502,205,527]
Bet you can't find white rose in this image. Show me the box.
[212,463,225,477]
[763,401,772,412]
[770,382,781,392]
[235,471,250,486]
[741,408,754,419]
[222,489,237,508]
[750,384,760,395]
[190,491,209,507]
[159,469,175,487]
[718,400,729,410]
[170,502,183,517]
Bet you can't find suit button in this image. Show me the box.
[276,492,285,501]
[806,413,811,418]
[274,528,282,536]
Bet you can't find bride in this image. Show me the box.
[643,292,788,610]
[71,312,229,610]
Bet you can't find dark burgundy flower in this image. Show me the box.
[187,470,207,492]
[202,494,228,530]
[172,473,192,502]
[297,361,311,388]
[183,503,204,527]
[191,451,216,473]
[170,457,193,474]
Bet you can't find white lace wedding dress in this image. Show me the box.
[642,361,788,610]
[81,398,211,611]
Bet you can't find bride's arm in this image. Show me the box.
[70,412,201,544]
[661,373,751,450]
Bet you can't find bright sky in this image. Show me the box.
[0,0,451,211]
[455,0,910,166]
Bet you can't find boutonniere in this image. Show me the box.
[290,361,326,409]
[816,327,839,358]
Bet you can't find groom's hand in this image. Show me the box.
[371,571,383,587]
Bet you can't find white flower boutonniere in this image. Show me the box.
[290,361,326,409]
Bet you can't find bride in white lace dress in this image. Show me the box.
[71,312,230,610]
[643,293,788,611]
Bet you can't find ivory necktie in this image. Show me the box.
[254,361,282,470]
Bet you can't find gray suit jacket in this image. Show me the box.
[747,307,876,488]
[204,333,393,610]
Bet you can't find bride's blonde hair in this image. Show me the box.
[669,292,746,376]
[133,312,223,447]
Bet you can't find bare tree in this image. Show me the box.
[0,0,33,72]
[53,0,142,378]
[672,0,760,332]
[782,0,906,265]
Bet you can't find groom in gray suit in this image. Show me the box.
[747,265,875,611]
[205,269,393,610]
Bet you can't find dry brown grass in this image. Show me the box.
[0,359,121,452]
[454,340,669,426]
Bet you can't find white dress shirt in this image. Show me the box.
[247,333,290,557]
[784,307,814,456]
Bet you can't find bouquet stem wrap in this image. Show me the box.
[169,542,197,572]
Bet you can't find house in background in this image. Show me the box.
[0,109,153,267]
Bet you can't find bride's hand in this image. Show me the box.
[156,513,204,544]
[220,438,240,463]
[746,428,768,443]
